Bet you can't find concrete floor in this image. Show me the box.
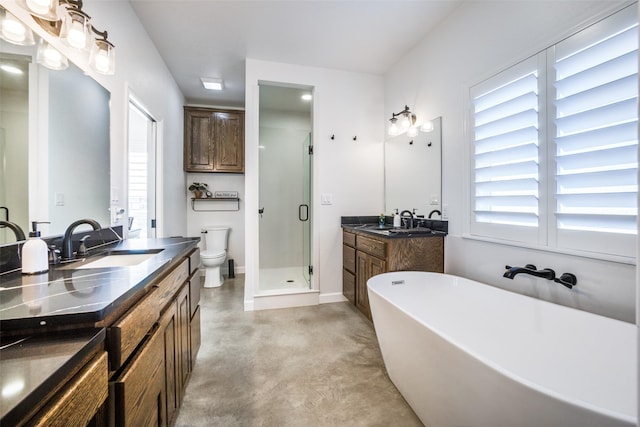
[175,275,423,427]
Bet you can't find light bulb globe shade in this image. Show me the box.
[36,39,68,70]
[24,0,59,20]
[400,114,411,128]
[90,39,115,75]
[407,127,418,137]
[0,11,35,46]
[388,121,399,136]
[62,9,91,50]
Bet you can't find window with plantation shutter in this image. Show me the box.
[469,4,637,259]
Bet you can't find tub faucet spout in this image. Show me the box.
[504,264,556,281]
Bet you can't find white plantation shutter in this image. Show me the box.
[470,4,637,258]
[552,7,637,256]
[470,55,544,243]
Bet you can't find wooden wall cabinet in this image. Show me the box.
[184,107,244,173]
[343,229,444,320]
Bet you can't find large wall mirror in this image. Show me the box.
[384,117,442,218]
[0,24,110,244]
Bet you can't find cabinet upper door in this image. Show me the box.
[213,111,244,173]
[183,107,244,173]
[184,109,215,172]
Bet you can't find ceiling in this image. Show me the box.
[129,0,461,109]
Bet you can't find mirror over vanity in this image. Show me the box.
[0,14,111,244]
[384,116,442,218]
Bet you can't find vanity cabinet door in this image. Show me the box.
[160,299,179,425]
[356,251,386,321]
[111,327,166,427]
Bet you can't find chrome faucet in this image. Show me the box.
[61,219,101,260]
[399,210,414,229]
[0,221,26,241]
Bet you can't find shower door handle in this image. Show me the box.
[299,204,309,221]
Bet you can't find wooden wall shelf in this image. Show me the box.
[190,198,240,212]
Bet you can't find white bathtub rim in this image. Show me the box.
[367,271,637,425]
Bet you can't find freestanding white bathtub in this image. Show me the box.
[368,271,637,427]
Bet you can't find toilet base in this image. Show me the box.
[203,265,224,288]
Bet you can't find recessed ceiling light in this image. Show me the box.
[301,94,312,101]
[0,64,23,75]
[201,77,223,91]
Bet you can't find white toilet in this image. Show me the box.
[200,226,230,288]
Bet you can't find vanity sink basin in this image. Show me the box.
[67,249,164,269]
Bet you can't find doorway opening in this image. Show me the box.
[127,100,157,238]
[257,84,313,292]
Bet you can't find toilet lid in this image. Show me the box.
[201,249,225,259]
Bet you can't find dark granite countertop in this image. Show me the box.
[0,237,199,332]
[0,328,105,424]
[341,215,448,238]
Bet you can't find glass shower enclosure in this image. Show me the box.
[258,84,313,292]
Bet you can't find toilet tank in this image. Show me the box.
[204,227,229,252]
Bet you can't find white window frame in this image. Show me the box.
[468,4,638,262]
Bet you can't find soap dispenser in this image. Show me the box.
[21,221,50,275]
[393,209,401,228]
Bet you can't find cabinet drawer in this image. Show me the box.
[112,327,165,427]
[343,230,356,247]
[156,259,189,311]
[29,352,108,427]
[356,235,386,259]
[188,249,200,274]
[108,288,158,370]
[343,244,356,273]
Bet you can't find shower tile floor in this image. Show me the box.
[259,266,309,291]
[175,274,423,426]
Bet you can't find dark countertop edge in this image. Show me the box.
[0,237,199,333]
[341,223,448,239]
[1,328,106,425]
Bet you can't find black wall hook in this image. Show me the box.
[330,134,335,140]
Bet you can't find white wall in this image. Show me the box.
[186,172,245,274]
[245,59,384,308]
[385,0,635,322]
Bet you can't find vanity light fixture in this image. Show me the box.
[420,120,434,132]
[7,0,116,74]
[0,9,35,45]
[388,105,416,135]
[202,77,223,91]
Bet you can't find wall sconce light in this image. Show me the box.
[3,0,116,75]
[388,105,416,136]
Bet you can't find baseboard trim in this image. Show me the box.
[319,292,348,304]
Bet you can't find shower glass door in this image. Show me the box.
[258,84,312,292]
[301,133,312,286]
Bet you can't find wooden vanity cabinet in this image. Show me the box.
[108,249,201,427]
[27,351,108,427]
[343,229,444,320]
[184,107,244,173]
